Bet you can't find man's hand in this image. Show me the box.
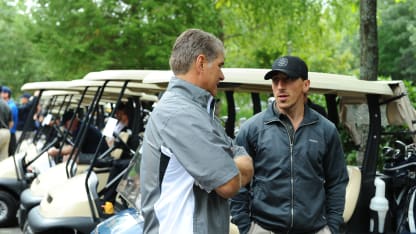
[215,155,254,199]
[234,155,254,187]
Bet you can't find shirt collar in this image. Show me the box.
[167,77,216,117]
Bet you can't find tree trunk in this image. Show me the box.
[348,1,380,232]
[360,0,378,81]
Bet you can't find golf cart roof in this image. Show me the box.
[21,80,103,92]
[42,90,81,97]
[142,68,398,98]
[21,81,74,91]
[143,68,416,135]
[83,70,165,94]
[22,79,159,102]
[83,69,160,81]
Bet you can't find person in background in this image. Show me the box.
[0,93,12,161]
[230,55,348,234]
[1,86,18,156]
[102,102,140,204]
[140,28,254,234]
[47,109,108,163]
[16,92,37,140]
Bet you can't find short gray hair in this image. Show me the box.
[169,29,224,75]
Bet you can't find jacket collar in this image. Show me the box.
[264,100,320,126]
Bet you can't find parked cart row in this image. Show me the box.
[1,69,416,233]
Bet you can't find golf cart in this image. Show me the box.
[94,68,416,234]
[0,80,88,227]
[16,78,121,230]
[24,70,162,234]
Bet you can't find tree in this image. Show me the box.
[378,0,416,81]
[0,1,46,96]
[1,0,383,93]
[360,0,378,81]
[216,0,359,75]
[23,0,224,81]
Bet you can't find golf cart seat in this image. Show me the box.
[343,165,362,222]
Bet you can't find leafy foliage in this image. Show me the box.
[1,0,414,90]
[1,0,415,134]
[12,0,223,83]
[216,0,360,75]
[378,0,416,81]
[0,1,46,93]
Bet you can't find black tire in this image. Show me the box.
[23,222,78,234]
[0,190,18,227]
[40,229,77,234]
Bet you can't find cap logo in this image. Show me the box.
[277,57,288,67]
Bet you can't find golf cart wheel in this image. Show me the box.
[0,191,18,227]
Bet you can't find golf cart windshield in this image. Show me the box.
[116,149,141,209]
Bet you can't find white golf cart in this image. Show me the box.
[24,70,162,234]
[0,80,90,227]
[93,68,416,234]
[16,79,118,230]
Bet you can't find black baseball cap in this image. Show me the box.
[264,56,308,80]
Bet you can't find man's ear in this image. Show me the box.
[303,79,310,93]
[196,54,205,72]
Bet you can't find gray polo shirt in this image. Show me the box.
[141,77,245,234]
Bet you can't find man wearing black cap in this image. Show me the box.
[16,92,37,140]
[230,56,348,234]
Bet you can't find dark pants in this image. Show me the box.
[8,132,16,156]
[103,159,130,203]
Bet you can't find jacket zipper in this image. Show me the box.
[287,120,317,231]
[280,121,295,232]
[289,131,294,231]
[266,110,319,233]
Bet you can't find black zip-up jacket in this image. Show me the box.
[230,102,349,234]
